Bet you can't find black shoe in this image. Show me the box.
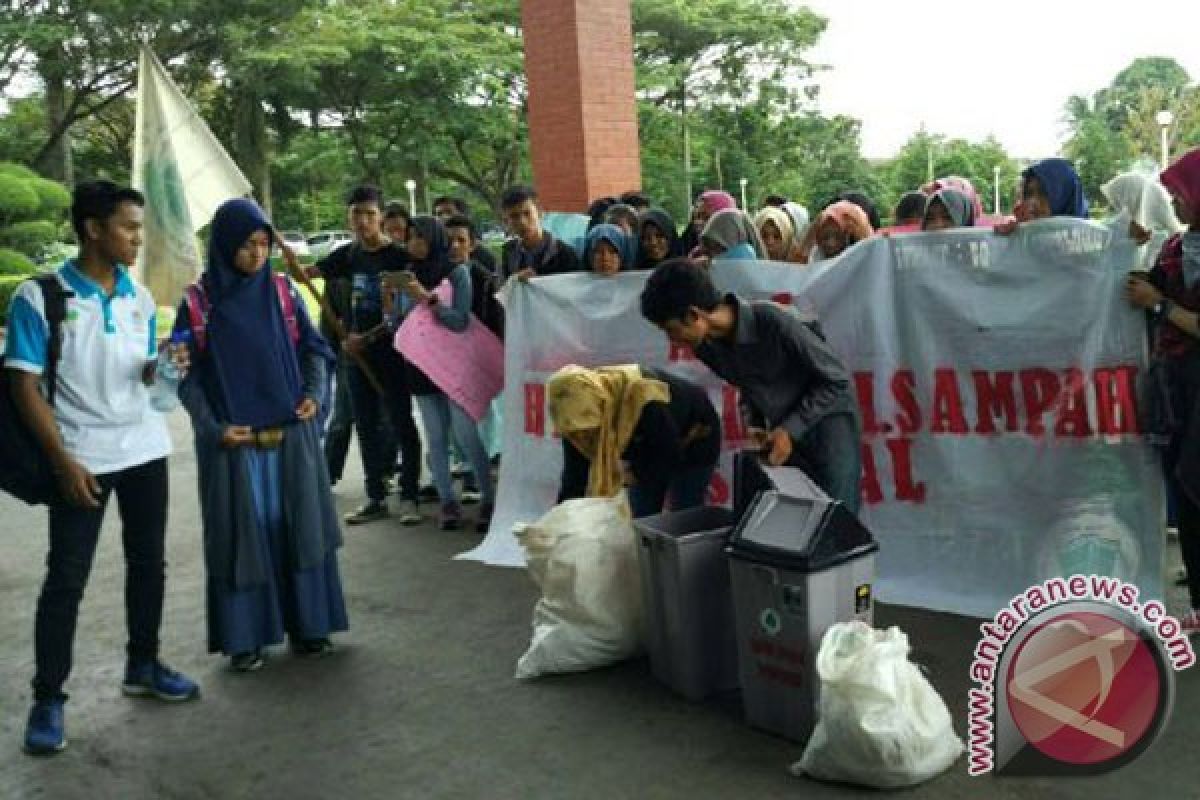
[345,500,388,525]
[231,651,264,672]
[300,638,334,657]
[476,502,494,534]
[418,485,439,503]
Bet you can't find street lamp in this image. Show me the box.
[1156,110,1175,170]
[404,179,417,213]
[739,177,749,210]
[993,165,1001,215]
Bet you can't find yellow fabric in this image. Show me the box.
[546,364,671,498]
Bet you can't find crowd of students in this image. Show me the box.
[6,147,1200,757]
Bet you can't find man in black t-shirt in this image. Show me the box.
[316,185,423,525]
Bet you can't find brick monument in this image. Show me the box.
[520,0,642,212]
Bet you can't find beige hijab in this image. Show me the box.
[754,207,796,261]
[546,365,670,498]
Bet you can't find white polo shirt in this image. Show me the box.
[4,260,171,474]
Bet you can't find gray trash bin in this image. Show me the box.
[635,506,739,701]
[727,488,878,743]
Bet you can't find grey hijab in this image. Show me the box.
[925,188,976,229]
[701,209,768,258]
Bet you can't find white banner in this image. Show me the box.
[132,46,253,304]
[459,220,1166,618]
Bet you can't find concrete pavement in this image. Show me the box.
[1,412,1196,799]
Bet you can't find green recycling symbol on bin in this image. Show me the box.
[759,608,782,637]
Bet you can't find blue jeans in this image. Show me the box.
[627,463,715,519]
[415,392,494,507]
[789,412,862,514]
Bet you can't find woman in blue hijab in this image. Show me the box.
[583,223,633,275]
[174,197,347,672]
[1020,158,1088,219]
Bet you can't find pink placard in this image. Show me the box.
[393,281,504,422]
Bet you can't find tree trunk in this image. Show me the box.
[36,46,74,184]
[232,82,272,214]
[680,85,692,211]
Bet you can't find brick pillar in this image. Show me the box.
[521,0,641,212]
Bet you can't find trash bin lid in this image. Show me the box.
[727,490,878,572]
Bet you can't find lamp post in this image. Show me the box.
[739,177,748,210]
[1156,110,1175,170]
[404,179,417,213]
[993,165,1001,215]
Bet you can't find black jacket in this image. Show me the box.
[695,294,858,441]
[500,233,580,281]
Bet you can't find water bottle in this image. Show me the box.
[149,329,190,413]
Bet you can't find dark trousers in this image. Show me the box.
[33,458,169,702]
[789,412,863,514]
[324,354,355,483]
[1172,481,1200,609]
[347,342,421,503]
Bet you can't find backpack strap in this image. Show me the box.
[32,275,72,406]
[273,273,300,346]
[183,276,299,353]
[183,282,210,352]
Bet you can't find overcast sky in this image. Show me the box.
[801,0,1200,159]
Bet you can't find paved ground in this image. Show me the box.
[1,413,1196,799]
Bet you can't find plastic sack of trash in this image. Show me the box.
[793,621,963,789]
[514,495,643,679]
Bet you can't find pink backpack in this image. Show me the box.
[183,273,300,352]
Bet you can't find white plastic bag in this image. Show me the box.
[793,621,963,789]
[514,495,643,679]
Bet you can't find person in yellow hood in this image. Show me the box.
[547,364,721,518]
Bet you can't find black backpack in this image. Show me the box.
[0,275,72,505]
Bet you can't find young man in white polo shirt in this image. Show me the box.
[5,181,199,756]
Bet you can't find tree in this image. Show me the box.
[1064,57,1200,209]
[0,162,70,273]
[633,0,826,202]
[884,132,1020,219]
[0,0,296,182]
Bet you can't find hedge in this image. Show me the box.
[0,247,35,276]
[0,173,39,218]
[0,274,26,325]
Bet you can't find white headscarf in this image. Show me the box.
[1101,173,1183,235]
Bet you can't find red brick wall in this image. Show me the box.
[521,0,642,212]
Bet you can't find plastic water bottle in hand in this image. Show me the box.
[150,329,191,412]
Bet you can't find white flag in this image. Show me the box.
[132,46,252,305]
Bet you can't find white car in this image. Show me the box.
[307,230,353,260]
[276,231,311,258]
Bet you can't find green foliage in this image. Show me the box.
[0,274,26,323]
[0,173,40,219]
[1,219,60,255]
[0,247,36,276]
[0,161,70,261]
[1065,57,1200,209]
[881,133,1020,219]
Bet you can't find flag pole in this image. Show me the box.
[274,232,386,396]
